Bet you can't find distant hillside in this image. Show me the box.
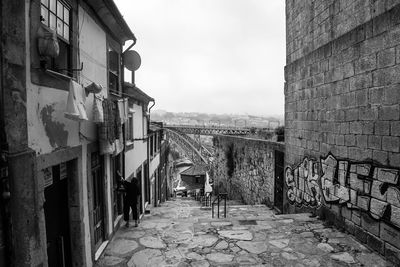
[150,110,283,128]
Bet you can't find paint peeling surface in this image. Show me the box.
[40,104,68,148]
[286,153,400,228]
[27,86,80,154]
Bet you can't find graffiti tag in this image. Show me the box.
[286,153,400,228]
[285,157,322,207]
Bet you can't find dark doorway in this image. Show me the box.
[44,163,72,267]
[111,154,123,221]
[144,162,149,204]
[91,152,105,251]
[274,150,284,214]
[137,168,143,214]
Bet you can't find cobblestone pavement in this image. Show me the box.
[96,198,392,267]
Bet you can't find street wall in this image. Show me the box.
[212,135,284,206]
[285,1,400,264]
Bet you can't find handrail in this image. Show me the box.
[212,193,227,218]
[198,191,212,207]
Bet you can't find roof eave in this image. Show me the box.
[85,0,135,43]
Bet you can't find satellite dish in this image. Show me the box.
[123,50,141,71]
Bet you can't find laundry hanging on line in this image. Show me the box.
[65,80,88,121]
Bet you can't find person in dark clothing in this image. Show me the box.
[121,176,141,227]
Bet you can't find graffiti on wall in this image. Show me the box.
[286,153,400,228]
[285,157,322,207]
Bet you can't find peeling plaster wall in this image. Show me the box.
[27,7,107,155]
[25,4,112,266]
[212,135,284,205]
[27,86,79,154]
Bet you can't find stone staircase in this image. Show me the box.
[96,198,391,267]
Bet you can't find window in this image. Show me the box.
[40,0,71,74]
[150,135,154,157]
[127,113,134,142]
[126,107,134,149]
[108,47,120,94]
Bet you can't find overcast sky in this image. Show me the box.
[115,0,286,116]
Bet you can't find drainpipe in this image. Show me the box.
[148,100,155,121]
[122,37,137,86]
[0,2,12,266]
[121,36,136,182]
[146,100,154,207]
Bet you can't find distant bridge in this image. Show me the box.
[165,129,209,164]
[164,124,276,165]
[165,124,255,135]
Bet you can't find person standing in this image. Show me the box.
[121,176,141,227]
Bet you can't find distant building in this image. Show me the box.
[148,122,169,206]
[180,165,208,192]
[123,83,154,220]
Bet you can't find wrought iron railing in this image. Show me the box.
[212,193,227,218]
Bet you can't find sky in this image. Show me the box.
[115,0,286,116]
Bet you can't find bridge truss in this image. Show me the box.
[165,129,209,164]
[166,125,252,135]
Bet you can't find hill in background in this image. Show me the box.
[150,110,283,129]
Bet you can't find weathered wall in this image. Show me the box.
[285,1,400,264]
[212,135,284,205]
[286,0,400,63]
[125,102,148,178]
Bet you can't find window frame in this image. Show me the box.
[40,0,71,43]
[39,0,72,75]
[125,107,135,150]
[107,45,121,95]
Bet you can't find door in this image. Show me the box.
[111,155,123,221]
[44,163,72,267]
[274,150,284,213]
[137,169,143,214]
[91,152,105,251]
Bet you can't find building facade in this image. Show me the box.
[148,122,169,206]
[123,83,153,216]
[285,1,400,264]
[0,0,149,266]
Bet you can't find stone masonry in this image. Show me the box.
[285,1,400,265]
[212,135,284,206]
[96,198,392,267]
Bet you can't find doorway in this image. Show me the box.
[44,163,72,267]
[91,152,105,251]
[111,154,123,221]
[274,150,284,214]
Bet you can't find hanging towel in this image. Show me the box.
[204,172,213,193]
[113,131,124,156]
[65,80,88,121]
[99,140,115,155]
[93,95,104,123]
[85,82,103,95]
[123,98,129,122]
[117,100,125,124]
[98,99,116,142]
[114,100,122,138]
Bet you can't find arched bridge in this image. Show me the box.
[165,124,252,135]
[165,129,209,164]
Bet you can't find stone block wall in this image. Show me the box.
[285,1,400,264]
[286,0,400,63]
[211,135,284,206]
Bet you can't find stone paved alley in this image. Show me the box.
[96,198,392,267]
